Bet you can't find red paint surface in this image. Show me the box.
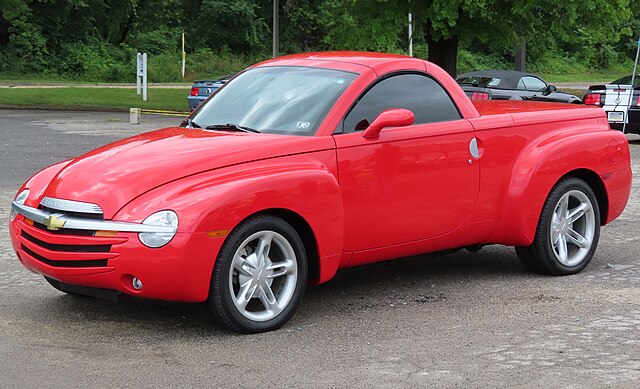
[10,52,632,302]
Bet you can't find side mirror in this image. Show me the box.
[543,85,557,96]
[362,108,415,139]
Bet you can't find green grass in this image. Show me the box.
[0,87,191,111]
[540,69,630,83]
[541,73,626,83]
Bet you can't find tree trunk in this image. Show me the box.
[424,21,458,78]
[515,40,526,71]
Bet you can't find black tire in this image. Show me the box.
[516,177,601,275]
[205,215,308,333]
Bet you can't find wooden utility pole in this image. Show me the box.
[273,0,279,58]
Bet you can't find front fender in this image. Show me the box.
[15,160,72,208]
[492,129,630,246]
[115,150,344,282]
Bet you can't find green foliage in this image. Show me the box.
[318,0,406,53]
[527,51,588,75]
[0,0,638,82]
[457,50,511,74]
[191,0,268,53]
[56,40,135,82]
[129,28,182,55]
[184,48,258,80]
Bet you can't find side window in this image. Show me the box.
[521,76,547,92]
[517,78,527,90]
[343,73,461,132]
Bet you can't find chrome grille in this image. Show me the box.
[40,197,103,214]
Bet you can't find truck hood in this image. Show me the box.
[40,127,334,218]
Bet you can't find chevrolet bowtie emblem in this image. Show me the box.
[43,215,66,230]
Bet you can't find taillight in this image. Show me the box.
[471,91,489,100]
[584,93,603,106]
[190,87,199,97]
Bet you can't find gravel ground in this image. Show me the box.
[0,109,639,388]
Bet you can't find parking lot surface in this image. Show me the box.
[1,109,639,388]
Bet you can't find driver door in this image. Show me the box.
[334,73,480,252]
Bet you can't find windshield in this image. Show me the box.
[190,66,358,136]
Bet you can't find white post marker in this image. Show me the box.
[408,12,413,57]
[130,108,140,124]
[136,53,142,96]
[136,52,148,101]
[142,53,148,102]
[182,32,186,79]
[623,36,640,134]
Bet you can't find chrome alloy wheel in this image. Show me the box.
[549,189,596,267]
[229,230,298,322]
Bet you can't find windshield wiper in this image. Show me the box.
[205,123,260,133]
[183,118,201,129]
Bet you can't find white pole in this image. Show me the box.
[181,32,186,79]
[136,52,141,95]
[142,53,148,102]
[623,36,640,134]
[408,12,413,57]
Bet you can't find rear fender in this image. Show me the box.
[492,130,629,246]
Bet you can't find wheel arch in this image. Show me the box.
[493,166,608,247]
[562,169,608,226]
[254,208,321,283]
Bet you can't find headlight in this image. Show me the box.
[138,210,178,248]
[10,189,29,222]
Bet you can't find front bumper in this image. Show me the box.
[9,202,222,302]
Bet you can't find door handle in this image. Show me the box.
[469,138,480,159]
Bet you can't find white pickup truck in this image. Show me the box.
[584,74,640,133]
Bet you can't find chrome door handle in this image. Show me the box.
[469,138,479,159]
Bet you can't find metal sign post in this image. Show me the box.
[181,32,186,79]
[136,52,148,101]
[273,0,279,58]
[136,53,142,96]
[623,36,640,134]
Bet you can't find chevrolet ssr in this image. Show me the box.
[9,52,632,333]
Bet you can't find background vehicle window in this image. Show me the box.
[521,76,547,92]
[456,76,501,87]
[517,79,527,90]
[343,73,461,132]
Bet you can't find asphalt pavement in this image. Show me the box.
[1,109,639,388]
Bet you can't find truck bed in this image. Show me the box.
[471,100,608,127]
[473,100,589,115]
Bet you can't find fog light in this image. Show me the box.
[132,277,143,290]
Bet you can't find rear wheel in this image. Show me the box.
[205,215,307,333]
[516,177,600,275]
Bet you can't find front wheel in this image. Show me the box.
[205,215,307,333]
[516,177,601,275]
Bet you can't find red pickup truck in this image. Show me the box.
[9,52,632,333]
